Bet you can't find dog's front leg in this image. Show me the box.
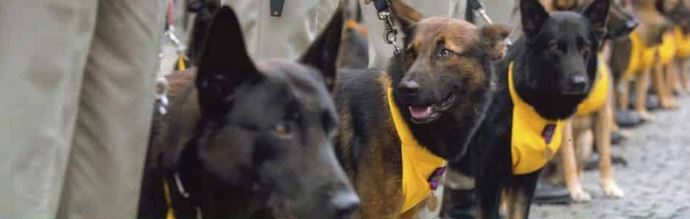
[504,172,540,219]
[595,95,624,199]
[476,171,504,219]
[635,67,655,121]
[560,120,592,202]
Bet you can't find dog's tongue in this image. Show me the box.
[409,106,432,119]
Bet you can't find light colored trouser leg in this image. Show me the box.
[56,0,164,218]
[0,1,98,218]
[223,0,337,60]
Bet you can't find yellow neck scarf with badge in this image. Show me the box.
[386,88,447,213]
[576,54,609,116]
[508,62,565,175]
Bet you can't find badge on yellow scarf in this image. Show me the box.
[508,62,565,175]
[386,88,447,213]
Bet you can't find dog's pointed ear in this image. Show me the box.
[391,0,423,38]
[583,0,611,36]
[299,2,346,91]
[480,24,511,61]
[197,6,261,117]
[521,0,550,39]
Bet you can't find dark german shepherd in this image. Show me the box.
[446,0,610,218]
[334,0,510,218]
[137,5,359,219]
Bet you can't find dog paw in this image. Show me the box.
[660,98,678,109]
[569,189,592,202]
[638,111,656,122]
[602,182,624,199]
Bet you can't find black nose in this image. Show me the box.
[331,191,360,218]
[561,74,589,95]
[398,80,420,97]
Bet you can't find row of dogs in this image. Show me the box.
[136,0,690,218]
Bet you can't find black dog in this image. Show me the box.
[137,5,359,219]
[446,0,610,218]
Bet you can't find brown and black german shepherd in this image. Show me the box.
[334,0,510,218]
[137,4,360,219]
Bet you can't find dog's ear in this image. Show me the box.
[655,0,676,14]
[583,0,611,36]
[300,2,346,91]
[196,6,261,117]
[391,0,423,38]
[480,24,511,61]
[521,0,550,39]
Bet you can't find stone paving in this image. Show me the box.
[532,97,690,219]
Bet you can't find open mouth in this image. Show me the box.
[407,93,456,124]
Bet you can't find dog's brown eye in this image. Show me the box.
[438,48,453,57]
[272,121,291,137]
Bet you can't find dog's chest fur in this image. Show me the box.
[335,68,405,218]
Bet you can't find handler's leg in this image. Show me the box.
[56,1,164,218]
[0,1,97,218]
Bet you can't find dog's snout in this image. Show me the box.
[331,190,360,219]
[560,74,590,95]
[399,80,420,96]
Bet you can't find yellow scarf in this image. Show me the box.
[675,27,690,58]
[659,31,678,65]
[163,179,176,219]
[386,88,447,213]
[508,62,565,175]
[623,30,660,80]
[575,54,609,116]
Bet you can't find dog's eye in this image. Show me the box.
[548,41,559,52]
[438,48,454,57]
[272,121,292,137]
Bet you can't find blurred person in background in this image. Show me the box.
[0,1,164,218]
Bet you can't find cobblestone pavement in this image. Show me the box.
[532,97,690,219]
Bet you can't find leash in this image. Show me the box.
[157,0,193,115]
[163,172,204,219]
[371,0,401,55]
[466,0,512,46]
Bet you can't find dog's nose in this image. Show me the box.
[399,80,420,96]
[330,190,360,218]
[561,74,589,95]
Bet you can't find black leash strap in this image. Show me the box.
[465,0,512,45]
[270,0,285,17]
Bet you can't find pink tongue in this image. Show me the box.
[409,106,432,119]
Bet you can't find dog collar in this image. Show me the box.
[508,62,564,175]
[575,54,609,116]
[386,88,447,213]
